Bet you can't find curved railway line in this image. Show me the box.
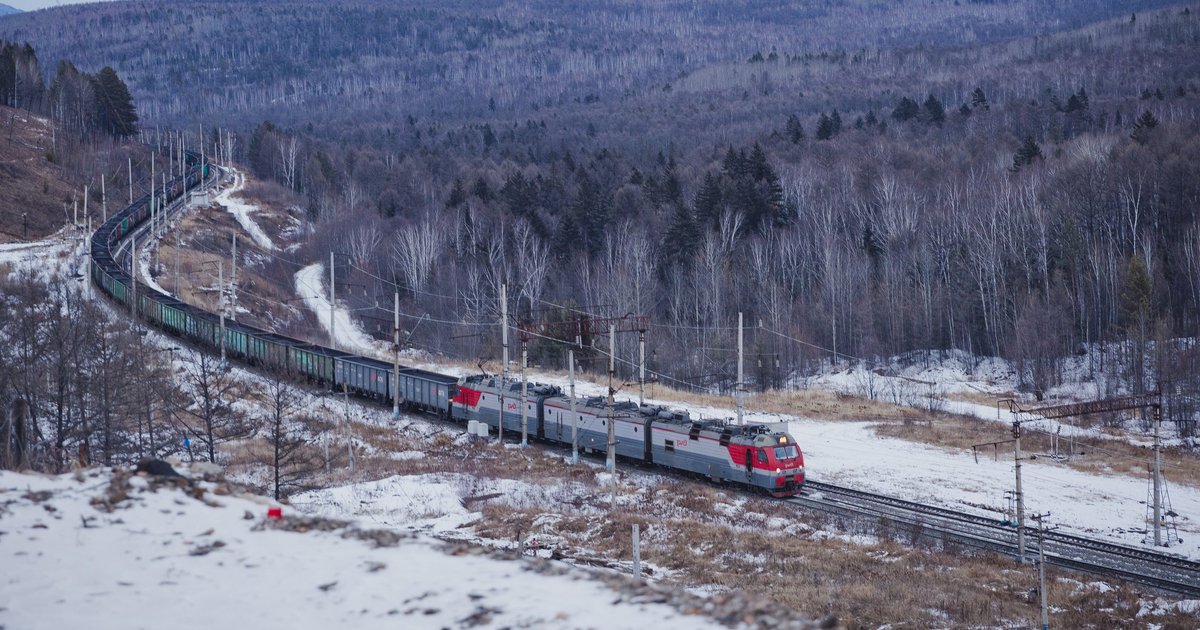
[92,150,1200,598]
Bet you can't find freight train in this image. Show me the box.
[90,150,805,497]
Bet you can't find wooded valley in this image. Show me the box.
[2,0,1198,410]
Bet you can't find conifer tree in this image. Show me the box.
[971,87,989,110]
[446,178,467,208]
[785,114,805,143]
[1131,110,1159,144]
[891,97,920,121]
[815,113,834,140]
[923,95,945,125]
[693,171,723,230]
[1011,136,1043,171]
[92,66,138,138]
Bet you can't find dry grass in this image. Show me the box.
[447,463,1193,629]
[151,197,316,338]
[944,389,1021,407]
[216,394,1200,628]
[872,414,1200,490]
[0,106,78,242]
[151,160,1195,627]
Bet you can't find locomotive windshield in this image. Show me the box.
[774,445,799,460]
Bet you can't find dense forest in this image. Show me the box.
[2,1,1199,405]
[0,38,138,139]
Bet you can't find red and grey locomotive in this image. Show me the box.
[451,375,805,497]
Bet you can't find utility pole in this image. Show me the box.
[218,261,226,366]
[101,173,107,222]
[1013,417,1027,563]
[393,291,401,418]
[161,172,167,236]
[638,325,646,406]
[128,157,133,204]
[130,233,137,320]
[1153,391,1163,546]
[608,324,618,507]
[150,151,155,235]
[174,231,180,296]
[343,383,355,472]
[607,323,616,477]
[736,311,745,425]
[329,251,336,350]
[569,350,578,465]
[520,333,529,447]
[1032,512,1052,630]
[499,283,508,445]
[230,234,238,321]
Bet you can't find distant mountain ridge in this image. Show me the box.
[0,4,22,17]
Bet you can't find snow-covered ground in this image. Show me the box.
[0,225,86,281]
[0,467,734,630]
[803,352,1196,450]
[294,262,394,359]
[314,348,1200,560]
[213,169,277,251]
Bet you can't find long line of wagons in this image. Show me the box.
[91,150,805,497]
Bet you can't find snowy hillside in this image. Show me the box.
[0,465,820,629]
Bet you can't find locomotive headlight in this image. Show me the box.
[775,467,781,473]
[779,436,788,444]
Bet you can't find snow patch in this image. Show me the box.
[293,262,392,358]
[0,468,721,629]
[213,169,278,250]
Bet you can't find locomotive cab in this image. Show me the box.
[754,432,805,496]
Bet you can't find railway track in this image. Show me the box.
[793,480,1200,597]
[100,152,1200,600]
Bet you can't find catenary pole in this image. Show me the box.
[737,311,744,426]
[638,328,646,406]
[393,291,401,418]
[1154,395,1163,546]
[570,350,578,465]
[230,234,237,321]
[608,325,617,508]
[329,251,336,349]
[130,233,137,320]
[1014,418,1026,562]
[521,338,528,446]
[607,324,616,475]
[344,383,355,472]
[499,284,509,444]
[218,261,226,366]
[1034,513,1050,630]
[150,151,155,235]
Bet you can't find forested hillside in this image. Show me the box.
[0,38,146,241]
[2,1,1198,400]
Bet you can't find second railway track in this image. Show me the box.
[794,480,1200,597]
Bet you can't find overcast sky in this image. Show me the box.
[3,0,116,11]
